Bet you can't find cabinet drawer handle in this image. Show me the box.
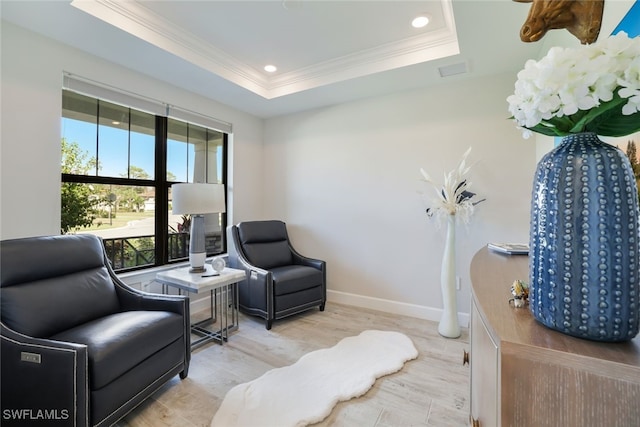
[463,350,469,366]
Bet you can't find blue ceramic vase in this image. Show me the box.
[529,132,640,342]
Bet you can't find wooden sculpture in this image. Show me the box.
[514,0,604,44]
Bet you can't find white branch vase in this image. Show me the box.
[438,214,460,338]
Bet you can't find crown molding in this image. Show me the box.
[71,0,271,97]
[268,28,460,98]
[71,0,460,100]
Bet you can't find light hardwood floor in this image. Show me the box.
[116,303,470,427]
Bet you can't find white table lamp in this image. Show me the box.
[172,183,226,272]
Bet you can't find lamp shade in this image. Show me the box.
[171,183,226,214]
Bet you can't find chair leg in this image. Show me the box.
[320,303,325,312]
[180,367,189,379]
[266,318,273,330]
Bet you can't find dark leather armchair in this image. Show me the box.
[0,234,190,427]
[227,220,326,330]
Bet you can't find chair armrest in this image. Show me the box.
[232,249,273,290]
[293,253,325,271]
[113,281,190,316]
[227,225,274,313]
[233,251,270,278]
[234,259,273,315]
[227,225,272,285]
[1,323,89,427]
[290,247,326,273]
[105,261,189,317]
[289,247,326,300]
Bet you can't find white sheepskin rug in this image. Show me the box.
[211,330,418,427]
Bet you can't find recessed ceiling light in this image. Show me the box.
[264,65,277,73]
[412,14,430,28]
[281,0,302,10]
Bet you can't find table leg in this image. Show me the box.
[187,282,241,349]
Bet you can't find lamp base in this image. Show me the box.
[188,215,207,273]
[189,251,206,273]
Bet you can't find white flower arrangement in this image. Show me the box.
[507,31,640,139]
[420,147,485,225]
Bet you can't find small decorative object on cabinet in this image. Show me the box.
[507,32,640,342]
[468,248,640,426]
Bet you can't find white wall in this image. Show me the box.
[0,21,264,240]
[0,20,538,323]
[263,74,537,322]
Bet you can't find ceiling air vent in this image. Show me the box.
[438,62,468,78]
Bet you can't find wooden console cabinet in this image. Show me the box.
[469,247,640,427]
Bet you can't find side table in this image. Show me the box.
[156,265,246,349]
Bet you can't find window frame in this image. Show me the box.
[61,89,228,273]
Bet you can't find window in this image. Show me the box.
[61,89,228,272]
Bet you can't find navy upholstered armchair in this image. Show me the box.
[0,234,190,427]
[227,220,326,330]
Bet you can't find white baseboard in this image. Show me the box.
[327,289,470,327]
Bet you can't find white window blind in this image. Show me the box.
[62,73,232,133]
[167,105,232,134]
